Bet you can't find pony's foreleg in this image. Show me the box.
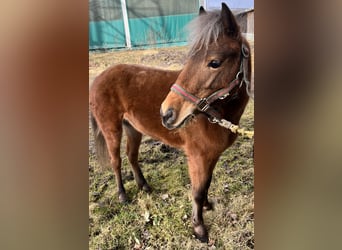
[123,121,151,192]
[187,155,218,242]
[203,174,214,211]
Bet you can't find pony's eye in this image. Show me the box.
[208,60,221,68]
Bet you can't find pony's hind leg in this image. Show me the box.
[93,110,128,203]
[105,126,128,203]
[123,120,151,192]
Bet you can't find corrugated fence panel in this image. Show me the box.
[126,0,198,17]
[89,20,126,49]
[128,14,196,47]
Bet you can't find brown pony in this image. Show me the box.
[89,3,253,242]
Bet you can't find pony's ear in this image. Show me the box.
[221,3,239,37]
[199,6,206,15]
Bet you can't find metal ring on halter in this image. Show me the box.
[242,43,250,58]
[235,71,243,81]
[208,116,219,124]
[219,93,230,100]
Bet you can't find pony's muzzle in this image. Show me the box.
[160,108,176,129]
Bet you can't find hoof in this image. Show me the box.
[203,201,214,211]
[138,182,152,193]
[142,183,152,193]
[194,225,208,243]
[118,193,128,203]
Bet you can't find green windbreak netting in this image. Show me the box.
[89,0,122,21]
[89,0,126,48]
[126,0,199,18]
[129,14,196,46]
[89,0,199,49]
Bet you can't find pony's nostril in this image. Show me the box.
[162,108,175,125]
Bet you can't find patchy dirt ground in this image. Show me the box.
[89,46,189,85]
[89,41,254,249]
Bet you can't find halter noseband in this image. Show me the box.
[170,43,251,122]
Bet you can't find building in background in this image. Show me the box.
[200,0,254,39]
[200,0,253,10]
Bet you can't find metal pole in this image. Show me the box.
[120,0,131,48]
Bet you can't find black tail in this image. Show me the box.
[90,112,109,167]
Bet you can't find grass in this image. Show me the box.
[89,44,254,249]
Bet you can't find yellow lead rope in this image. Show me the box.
[211,118,254,139]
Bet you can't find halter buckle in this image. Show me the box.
[197,98,210,112]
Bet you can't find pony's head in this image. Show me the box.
[161,3,252,129]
